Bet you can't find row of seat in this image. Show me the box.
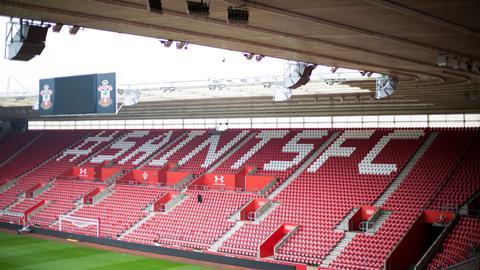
[58,184,165,238]
[429,133,480,210]
[0,128,479,270]
[0,131,91,210]
[330,130,477,269]
[220,130,425,265]
[123,190,255,248]
[427,217,480,269]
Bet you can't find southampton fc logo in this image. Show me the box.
[97,80,113,107]
[142,171,149,181]
[40,84,53,110]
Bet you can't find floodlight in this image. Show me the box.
[274,87,292,102]
[176,41,187,49]
[243,52,254,60]
[472,62,480,73]
[255,54,264,62]
[52,23,63,33]
[69,25,80,35]
[123,89,141,106]
[458,58,468,71]
[160,39,173,48]
[437,52,447,67]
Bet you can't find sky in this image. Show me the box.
[0,16,290,94]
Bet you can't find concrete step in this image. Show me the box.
[365,211,391,235]
[335,208,358,231]
[209,221,245,252]
[320,232,356,267]
[118,211,156,240]
[374,132,438,207]
[253,202,280,223]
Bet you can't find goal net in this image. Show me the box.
[0,210,26,226]
[59,215,99,237]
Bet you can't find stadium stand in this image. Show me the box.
[220,129,426,263]
[427,217,480,269]
[0,130,121,224]
[213,129,332,193]
[144,129,212,174]
[0,131,41,165]
[0,128,479,270]
[429,132,480,210]
[124,190,255,249]
[27,179,104,228]
[329,129,477,269]
[142,129,252,175]
[58,184,166,238]
[86,130,183,169]
[0,130,91,210]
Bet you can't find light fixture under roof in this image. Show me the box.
[69,25,80,35]
[123,89,141,106]
[228,6,249,24]
[147,0,163,14]
[437,52,448,67]
[160,39,173,48]
[283,62,317,89]
[176,41,188,50]
[375,75,397,99]
[243,52,254,60]
[186,1,210,17]
[273,87,292,102]
[52,23,63,33]
[472,62,480,73]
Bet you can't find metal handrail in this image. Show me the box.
[359,221,375,233]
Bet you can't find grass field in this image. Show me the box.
[0,231,212,270]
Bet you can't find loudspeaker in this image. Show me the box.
[7,24,48,61]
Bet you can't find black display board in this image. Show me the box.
[39,73,116,116]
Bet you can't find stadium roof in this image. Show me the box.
[0,0,479,120]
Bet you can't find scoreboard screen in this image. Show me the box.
[54,74,96,115]
[39,73,116,116]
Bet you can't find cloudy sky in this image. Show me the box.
[0,16,291,94]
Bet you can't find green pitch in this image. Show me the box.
[0,231,212,270]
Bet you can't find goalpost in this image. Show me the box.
[59,215,99,237]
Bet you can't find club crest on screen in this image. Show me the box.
[98,79,113,107]
[40,84,53,110]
